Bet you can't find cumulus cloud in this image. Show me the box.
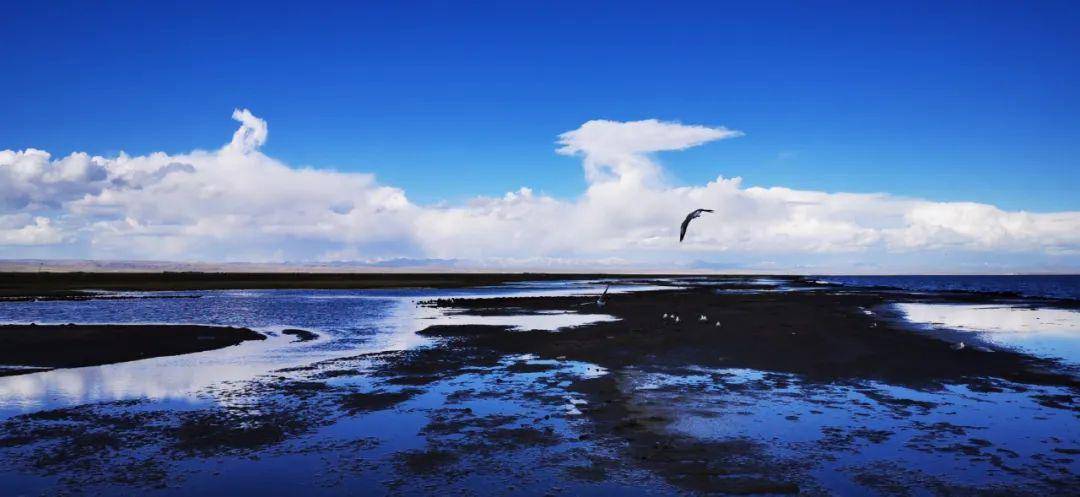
[557,119,743,184]
[0,149,109,209]
[1,110,414,261]
[224,108,269,154]
[0,215,65,245]
[0,110,1076,272]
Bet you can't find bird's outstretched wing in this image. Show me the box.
[680,215,692,242]
[601,284,610,298]
[679,209,714,242]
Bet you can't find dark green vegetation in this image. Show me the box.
[0,272,664,300]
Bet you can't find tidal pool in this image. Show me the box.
[895,303,1080,363]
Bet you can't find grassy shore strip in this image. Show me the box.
[0,272,705,299]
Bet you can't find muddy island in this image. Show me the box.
[0,324,266,376]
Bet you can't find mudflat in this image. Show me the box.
[0,324,266,375]
[420,286,1078,388]
[1,278,1076,495]
[398,285,1080,494]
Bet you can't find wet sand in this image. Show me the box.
[0,324,266,376]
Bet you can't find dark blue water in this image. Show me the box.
[813,275,1080,300]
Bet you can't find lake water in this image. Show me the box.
[815,274,1080,300]
[1,277,1077,496]
[894,303,1080,364]
[0,280,642,418]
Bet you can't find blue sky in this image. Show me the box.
[1,2,1077,271]
[3,1,1077,210]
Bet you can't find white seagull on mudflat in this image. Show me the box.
[680,209,714,242]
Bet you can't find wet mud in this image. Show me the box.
[0,279,1077,495]
[0,324,266,376]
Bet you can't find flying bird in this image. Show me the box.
[679,209,714,242]
[596,284,610,307]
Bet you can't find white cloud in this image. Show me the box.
[0,215,65,245]
[557,119,743,184]
[224,108,269,154]
[0,111,1077,272]
[0,149,109,209]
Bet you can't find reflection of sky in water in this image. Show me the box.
[710,277,824,294]
[896,303,1080,363]
[618,367,1079,492]
[0,281,638,417]
[158,356,651,497]
[2,280,1078,495]
[425,310,618,331]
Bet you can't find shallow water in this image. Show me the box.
[0,280,640,418]
[896,303,1080,363]
[429,310,619,331]
[1,278,1078,496]
[620,366,1079,492]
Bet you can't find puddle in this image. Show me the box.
[425,310,619,332]
[617,366,1079,493]
[895,303,1080,363]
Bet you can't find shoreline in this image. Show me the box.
[0,272,679,300]
[3,272,1076,306]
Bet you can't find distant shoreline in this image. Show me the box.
[0,272,693,299]
[4,272,1078,302]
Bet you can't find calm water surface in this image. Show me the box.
[816,275,1080,300]
[895,303,1080,363]
[0,280,644,417]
